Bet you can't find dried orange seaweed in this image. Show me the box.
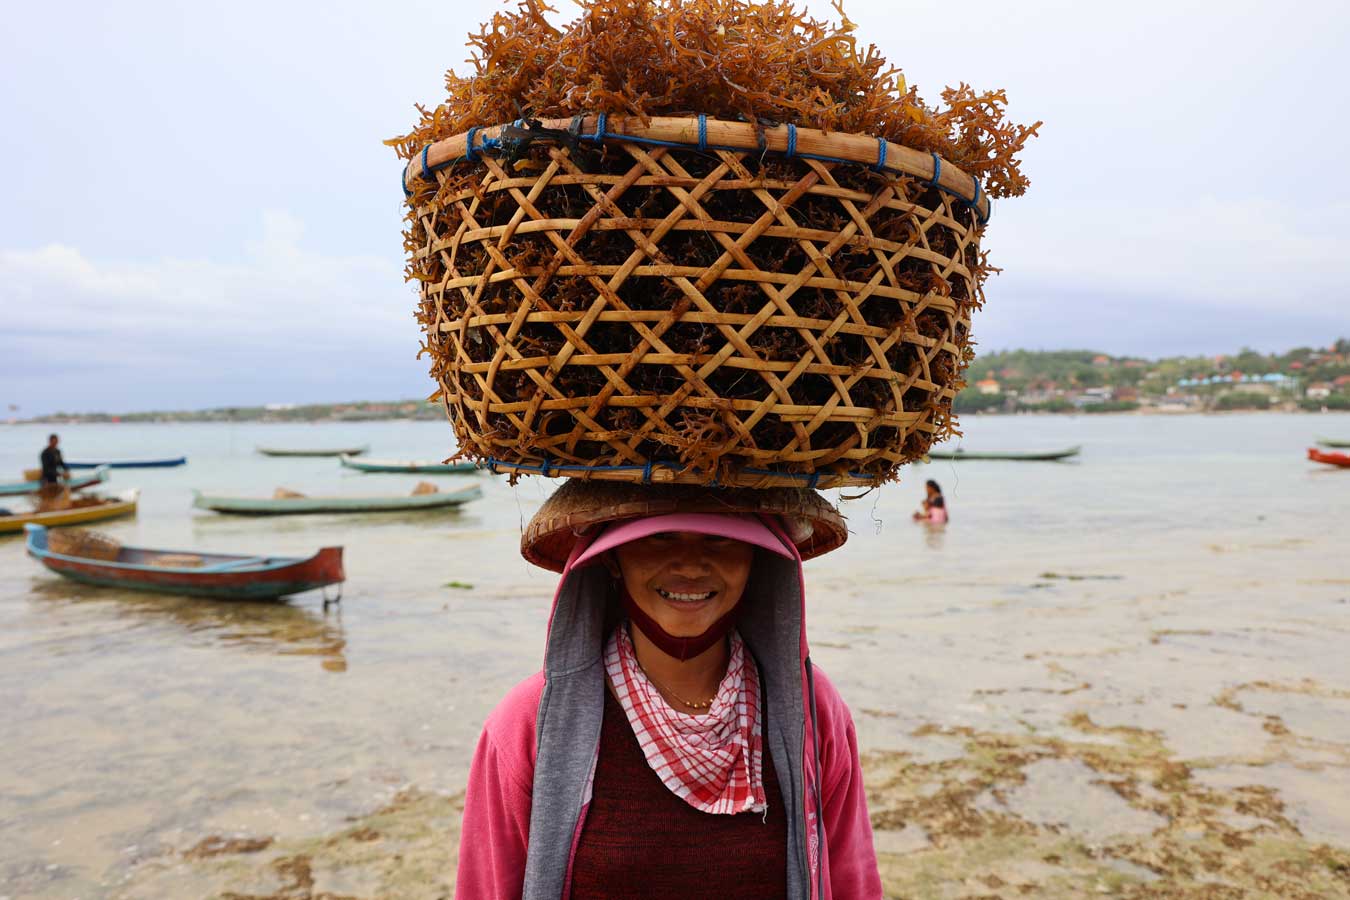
[386,0,1039,198]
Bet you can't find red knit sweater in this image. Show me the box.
[568,689,788,899]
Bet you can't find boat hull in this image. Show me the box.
[257,446,369,457]
[1308,448,1350,468]
[1316,438,1350,449]
[65,457,185,469]
[0,468,109,496]
[0,491,139,534]
[191,484,482,515]
[338,455,477,474]
[926,445,1082,461]
[26,526,344,599]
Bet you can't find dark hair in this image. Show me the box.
[48,433,58,442]
[925,479,941,493]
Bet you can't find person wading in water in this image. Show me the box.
[912,479,948,525]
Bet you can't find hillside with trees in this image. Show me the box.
[955,339,1350,414]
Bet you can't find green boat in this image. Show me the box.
[925,445,1082,461]
[1316,437,1350,449]
[257,445,369,457]
[0,466,109,497]
[191,484,481,515]
[338,455,478,474]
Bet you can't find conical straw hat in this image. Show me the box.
[522,480,847,572]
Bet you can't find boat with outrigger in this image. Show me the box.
[65,456,186,469]
[0,466,110,497]
[0,489,139,535]
[257,445,369,458]
[191,482,482,515]
[925,445,1082,461]
[338,454,478,474]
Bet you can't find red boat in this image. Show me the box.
[26,525,344,601]
[1308,448,1350,468]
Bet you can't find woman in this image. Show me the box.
[455,481,881,899]
[912,479,948,525]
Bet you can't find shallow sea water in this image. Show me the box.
[0,413,1347,897]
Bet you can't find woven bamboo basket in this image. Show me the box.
[49,528,121,561]
[402,115,992,489]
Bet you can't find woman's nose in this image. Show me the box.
[666,536,714,574]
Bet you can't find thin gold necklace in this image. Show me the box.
[637,663,716,710]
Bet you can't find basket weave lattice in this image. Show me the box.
[403,116,990,488]
[49,528,121,561]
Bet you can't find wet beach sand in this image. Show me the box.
[108,542,1350,900]
[1,415,1347,898]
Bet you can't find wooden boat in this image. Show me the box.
[65,456,186,469]
[338,455,478,474]
[1308,448,1350,468]
[0,490,139,535]
[0,466,109,497]
[191,483,482,515]
[257,445,369,457]
[925,445,1082,461]
[1316,437,1350,449]
[25,524,344,600]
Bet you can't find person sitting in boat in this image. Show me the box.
[37,434,70,510]
[912,479,948,524]
[454,481,882,899]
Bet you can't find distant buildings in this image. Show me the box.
[1177,373,1296,389]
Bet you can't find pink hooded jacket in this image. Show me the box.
[455,520,882,900]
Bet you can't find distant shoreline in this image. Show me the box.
[7,407,1348,427]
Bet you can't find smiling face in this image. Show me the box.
[612,531,755,638]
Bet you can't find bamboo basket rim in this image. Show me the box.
[401,114,992,224]
[483,457,880,490]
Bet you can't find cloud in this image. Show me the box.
[990,196,1350,307]
[1,212,431,415]
[974,281,1350,358]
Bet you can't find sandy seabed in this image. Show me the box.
[108,546,1350,899]
[5,416,1347,899]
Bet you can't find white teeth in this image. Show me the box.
[657,588,716,602]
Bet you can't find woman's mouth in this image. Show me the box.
[655,588,718,603]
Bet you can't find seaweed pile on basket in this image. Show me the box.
[389,0,1039,489]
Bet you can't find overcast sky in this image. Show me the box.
[3,0,1347,415]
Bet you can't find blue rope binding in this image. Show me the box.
[465,126,480,162]
[872,137,888,173]
[590,113,608,144]
[482,457,874,486]
[928,152,942,189]
[785,124,798,158]
[965,176,989,225]
[697,114,707,152]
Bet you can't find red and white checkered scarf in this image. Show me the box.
[604,625,767,815]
